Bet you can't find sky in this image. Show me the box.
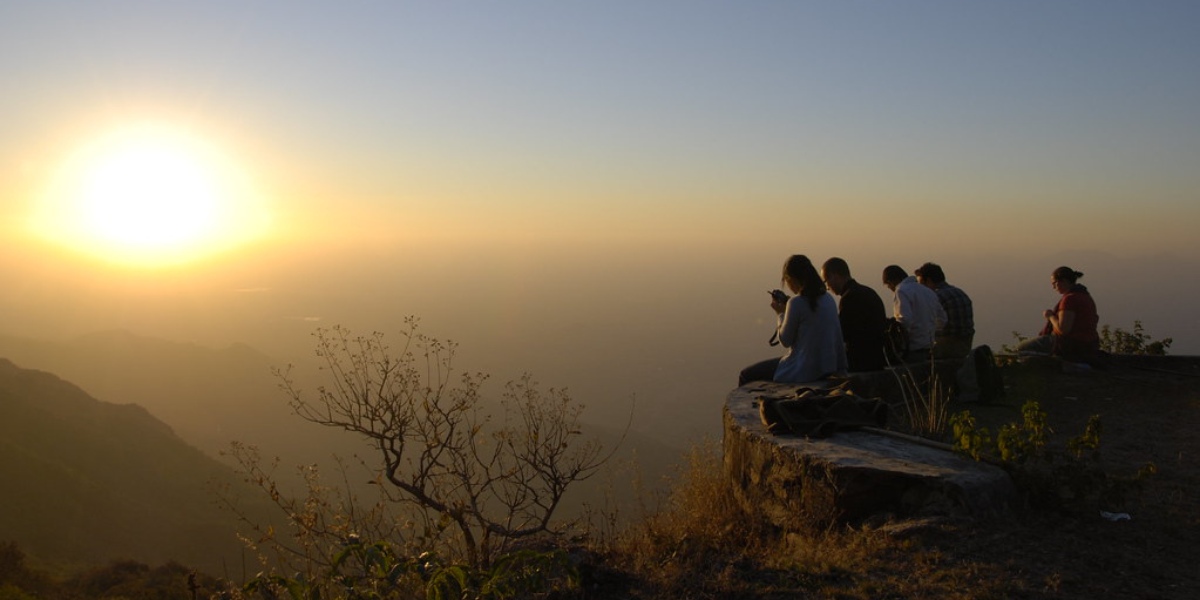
[1,1,1199,445]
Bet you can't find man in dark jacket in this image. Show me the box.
[821,257,887,371]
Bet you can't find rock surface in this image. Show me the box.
[723,380,1015,528]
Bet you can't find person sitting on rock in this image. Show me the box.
[821,257,887,371]
[1017,266,1101,365]
[882,264,946,363]
[915,262,975,359]
[740,255,848,386]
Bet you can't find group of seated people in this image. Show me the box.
[739,256,1099,386]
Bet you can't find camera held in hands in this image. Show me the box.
[769,289,788,303]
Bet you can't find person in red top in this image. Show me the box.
[1018,266,1100,363]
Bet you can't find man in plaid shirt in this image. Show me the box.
[916,262,974,359]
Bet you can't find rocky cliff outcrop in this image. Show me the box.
[723,379,1014,528]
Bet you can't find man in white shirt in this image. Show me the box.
[882,265,946,362]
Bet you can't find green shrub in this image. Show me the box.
[1100,320,1172,355]
[951,400,1154,513]
[241,542,578,600]
[0,584,35,600]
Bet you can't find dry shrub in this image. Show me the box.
[606,440,766,589]
[648,442,758,539]
[594,440,1018,599]
[599,440,919,597]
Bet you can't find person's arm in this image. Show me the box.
[1042,295,1077,335]
[895,288,913,324]
[1052,309,1076,335]
[777,295,806,348]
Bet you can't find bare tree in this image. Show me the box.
[272,319,613,566]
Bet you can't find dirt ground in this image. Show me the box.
[920,355,1200,599]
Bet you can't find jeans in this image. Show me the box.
[739,357,781,387]
[1016,334,1055,355]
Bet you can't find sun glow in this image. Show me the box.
[32,123,270,268]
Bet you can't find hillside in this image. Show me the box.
[0,331,342,462]
[0,358,276,575]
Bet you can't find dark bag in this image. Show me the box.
[757,383,888,438]
[973,344,1005,403]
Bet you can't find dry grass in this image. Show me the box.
[894,369,955,439]
[589,442,1018,598]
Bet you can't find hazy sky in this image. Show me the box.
[1,2,1198,443]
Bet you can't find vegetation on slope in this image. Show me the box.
[0,358,275,575]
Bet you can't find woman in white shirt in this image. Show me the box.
[739,255,849,386]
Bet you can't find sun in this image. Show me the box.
[78,139,222,248]
[32,123,269,268]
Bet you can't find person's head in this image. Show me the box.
[882,265,907,291]
[820,257,852,295]
[782,254,825,308]
[1051,266,1083,294]
[914,262,946,289]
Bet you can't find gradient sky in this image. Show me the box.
[1,2,1198,443]
[5,1,1199,252]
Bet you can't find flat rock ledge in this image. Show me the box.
[723,380,1015,529]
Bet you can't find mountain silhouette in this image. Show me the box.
[0,358,275,574]
[0,330,355,465]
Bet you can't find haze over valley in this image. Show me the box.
[2,0,1199,574]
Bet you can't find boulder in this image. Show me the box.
[723,380,1014,529]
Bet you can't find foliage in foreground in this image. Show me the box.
[241,541,578,600]
[951,400,1156,513]
[0,544,227,600]
[1099,320,1173,355]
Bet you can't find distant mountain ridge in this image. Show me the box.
[0,358,275,574]
[0,330,353,464]
[0,330,683,478]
